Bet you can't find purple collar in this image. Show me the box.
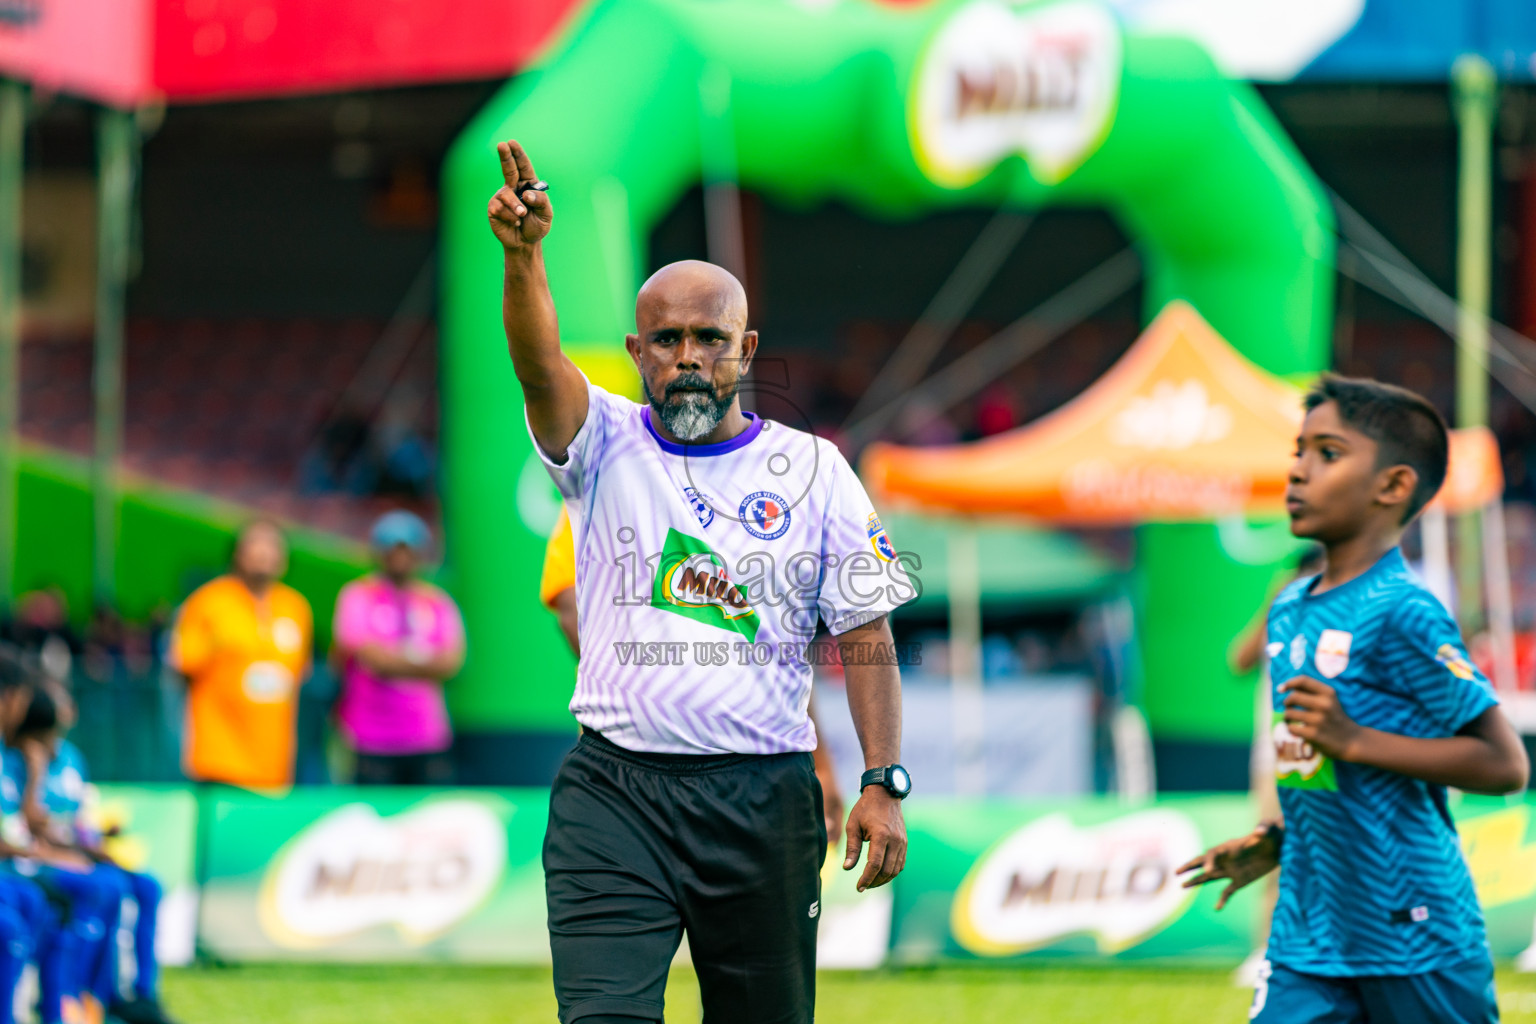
[642,407,763,456]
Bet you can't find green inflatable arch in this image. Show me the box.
[440,0,1334,774]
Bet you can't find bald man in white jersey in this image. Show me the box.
[489,141,912,1024]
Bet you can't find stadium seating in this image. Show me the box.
[20,318,439,540]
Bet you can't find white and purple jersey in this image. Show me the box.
[530,378,915,755]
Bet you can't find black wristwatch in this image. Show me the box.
[860,764,912,800]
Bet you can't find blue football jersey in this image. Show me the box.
[41,741,89,841]
[1265,548,1499,976]
[0,747,27,849]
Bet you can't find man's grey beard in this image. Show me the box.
[646,372,738,442]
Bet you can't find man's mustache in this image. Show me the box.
[665,374,715,397]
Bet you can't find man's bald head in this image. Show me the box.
[626,260,758,444]
[636,260,748,332]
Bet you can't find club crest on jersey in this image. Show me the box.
[683,487,715,529]
[739,490,791,541]
[1289,635,1306,669]
[1265,641,1284,660]
[1314,629,1352,679]
[1435,643,1477,681]
[651,528,760,642]
[867,513,897,562]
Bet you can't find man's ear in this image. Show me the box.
[738,330,758,375]
[625,333,642,371]
[1376,464,1419,515]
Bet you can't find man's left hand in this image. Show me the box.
[842,787,906,892]
[1280,675,1362,761]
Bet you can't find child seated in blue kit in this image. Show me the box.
[16,685,178,1024]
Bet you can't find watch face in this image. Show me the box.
[889,766,911,795]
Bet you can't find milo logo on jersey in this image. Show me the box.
[652,528,761,642]
[1272,712,1337,791]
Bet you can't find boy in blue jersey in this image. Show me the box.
[0,652,78,1024]
[1180,375,1530,1024]
[17,684,177,1024]
[8,686,123,1024]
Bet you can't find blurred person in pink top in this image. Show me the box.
[332,511,466,785]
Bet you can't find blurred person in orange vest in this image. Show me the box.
[168,520,313,788]
[538,505,846,842]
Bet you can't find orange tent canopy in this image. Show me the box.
[860,301,1500,525]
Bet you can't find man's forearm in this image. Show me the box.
[503,246,562,388]
[839,616,901,768]
[503,247,587,459]
[1345,728,1525,794]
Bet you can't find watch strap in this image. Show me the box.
[860,766,888,791]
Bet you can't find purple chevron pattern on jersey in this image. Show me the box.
[529,379,915,755]
[1265,548,1499,977]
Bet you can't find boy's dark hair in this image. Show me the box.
[0,647,32,695]
[16,685,57,740]
[1304,374,1449,523]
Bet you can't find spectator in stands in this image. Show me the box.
[18,682,176,1024]
[0,587,80,684]
[331,511,465,785]
[168,519,314,788]
[297,411,375,495]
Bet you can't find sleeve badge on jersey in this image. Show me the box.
[867,513,896,562]
[1314,629,1352,679]
[1434,643,1477,680]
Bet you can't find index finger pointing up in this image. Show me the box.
[499,140,539,189]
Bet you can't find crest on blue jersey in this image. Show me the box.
[739,490,791,540]
[1435,644,1476,680]
[867,513,896,562]
[683,487,715,529]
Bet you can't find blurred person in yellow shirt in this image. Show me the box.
[539,505,580,657]
[168,520,313,788]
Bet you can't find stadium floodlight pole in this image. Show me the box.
[92,106,137,607]
[0,80,23,611]
[1452,53,1496,633]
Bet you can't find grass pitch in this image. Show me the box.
[163,963,1536,1023]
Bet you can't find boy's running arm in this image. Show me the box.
[488,140,588,462]
[1178,820,1284,909]
[1281,677,1529,794]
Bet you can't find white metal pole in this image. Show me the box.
[1420,505,1455,613]
[1480,499,1518,691]
[948,524,985,797]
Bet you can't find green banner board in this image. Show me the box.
[890,793,1536,966]
[198,787,550,962]
[92,784,200,965]
[178,787,1536,966]
[892,796,1256,964]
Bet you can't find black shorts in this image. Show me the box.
[543,730,827,1024]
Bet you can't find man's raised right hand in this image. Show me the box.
[488,140,553,251]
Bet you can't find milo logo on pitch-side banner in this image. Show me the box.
[1273,712,1337,791]
[258,799,507,948]
[951,809,1201,956]
[908,0,1122,187]
[651,528,761,642]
